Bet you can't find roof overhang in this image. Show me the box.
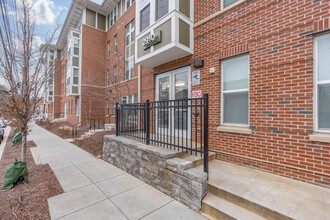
[56,0,120,50]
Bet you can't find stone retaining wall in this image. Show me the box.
[102,135,207,211]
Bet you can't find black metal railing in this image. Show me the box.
[71,118,96,138]
[116,94,209,175]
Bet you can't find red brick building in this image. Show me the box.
[44,0,330,187]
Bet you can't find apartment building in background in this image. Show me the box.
[44,0,330,188]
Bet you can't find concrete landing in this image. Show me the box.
[201,160,330,220]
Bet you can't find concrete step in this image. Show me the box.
[105,123,115,130]
[202,193,267,220]
[178,152,216,168]
[201,160,330,220]
[206,182,289,220]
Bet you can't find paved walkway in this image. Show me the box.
[28,123,208,220]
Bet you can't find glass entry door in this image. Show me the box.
[156,67,191,139]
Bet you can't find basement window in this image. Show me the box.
[222,0,240,8]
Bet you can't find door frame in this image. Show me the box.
[155,66,192,139]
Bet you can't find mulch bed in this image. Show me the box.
[0,128,63,220]
[35,120,90,139]
[72,131,115,158]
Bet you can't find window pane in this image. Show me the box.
[73,76,79,85]
[223,55,249,91]
[318,84,330,129]
[140,4,150,31]
[156,0,168,20]
[224,0,239,8]
[73,68,79,78]
[72,57,79,67]
[224,92,248,125]
[74,47,79,55]
[317,34,330,81]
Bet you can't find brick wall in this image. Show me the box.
[80,25,106,123]
[104,3,140,124]
[192,0,330,187]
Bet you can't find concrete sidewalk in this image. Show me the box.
[28,123,208,220]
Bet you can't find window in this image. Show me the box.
[114,35,118,54]
[49,50,54,60]
[113,97,117,114]
[156,0,168,21]
[49,86,53,96]
[315,34,330,131]
[126,0,135,10]
[107,41,110,58]
[73,68,79,85]
[125,20,134,80]
[109,7,117,27]
[107,98,110,115]
[76,98,79,115]
[140,4,150,32]
[129,94,137,104]
[107,69,110,86]
[73,38,79,55]
[122,96,128,104]
[114,65,117,84]
[222,55,249,125]
[222,0,239,8]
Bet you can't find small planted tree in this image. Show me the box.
[0,0,60,162]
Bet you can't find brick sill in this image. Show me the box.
[217,125,251,135]
[309,133,330,143]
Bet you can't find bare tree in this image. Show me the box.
[0,0,60,162]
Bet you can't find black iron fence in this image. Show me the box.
[116,94,209,175]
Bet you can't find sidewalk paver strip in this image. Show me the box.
[96,173,145,197]
[111,184,173,220]
[48,184,106,219]
[58,173,93,192]
[58,199,127,220]
[83,165,125,183]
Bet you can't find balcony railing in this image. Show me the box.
[116,94,209,175]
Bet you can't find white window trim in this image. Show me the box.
[125,20,135,80]
[221,55,250,127]
[313,34,330,133]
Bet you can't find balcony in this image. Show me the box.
[135,0,193,68]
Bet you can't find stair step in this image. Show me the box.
[202,193,267,220]
[207,183,291,220]
[177,152,216,167]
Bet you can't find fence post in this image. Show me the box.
[146,99,150,145]
[203,93,209,179]
[115,103,119,136]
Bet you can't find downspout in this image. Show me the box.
[138,65,141,102]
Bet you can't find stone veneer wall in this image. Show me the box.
[103,135,207,211]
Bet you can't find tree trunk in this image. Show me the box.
[21,132,27,162]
